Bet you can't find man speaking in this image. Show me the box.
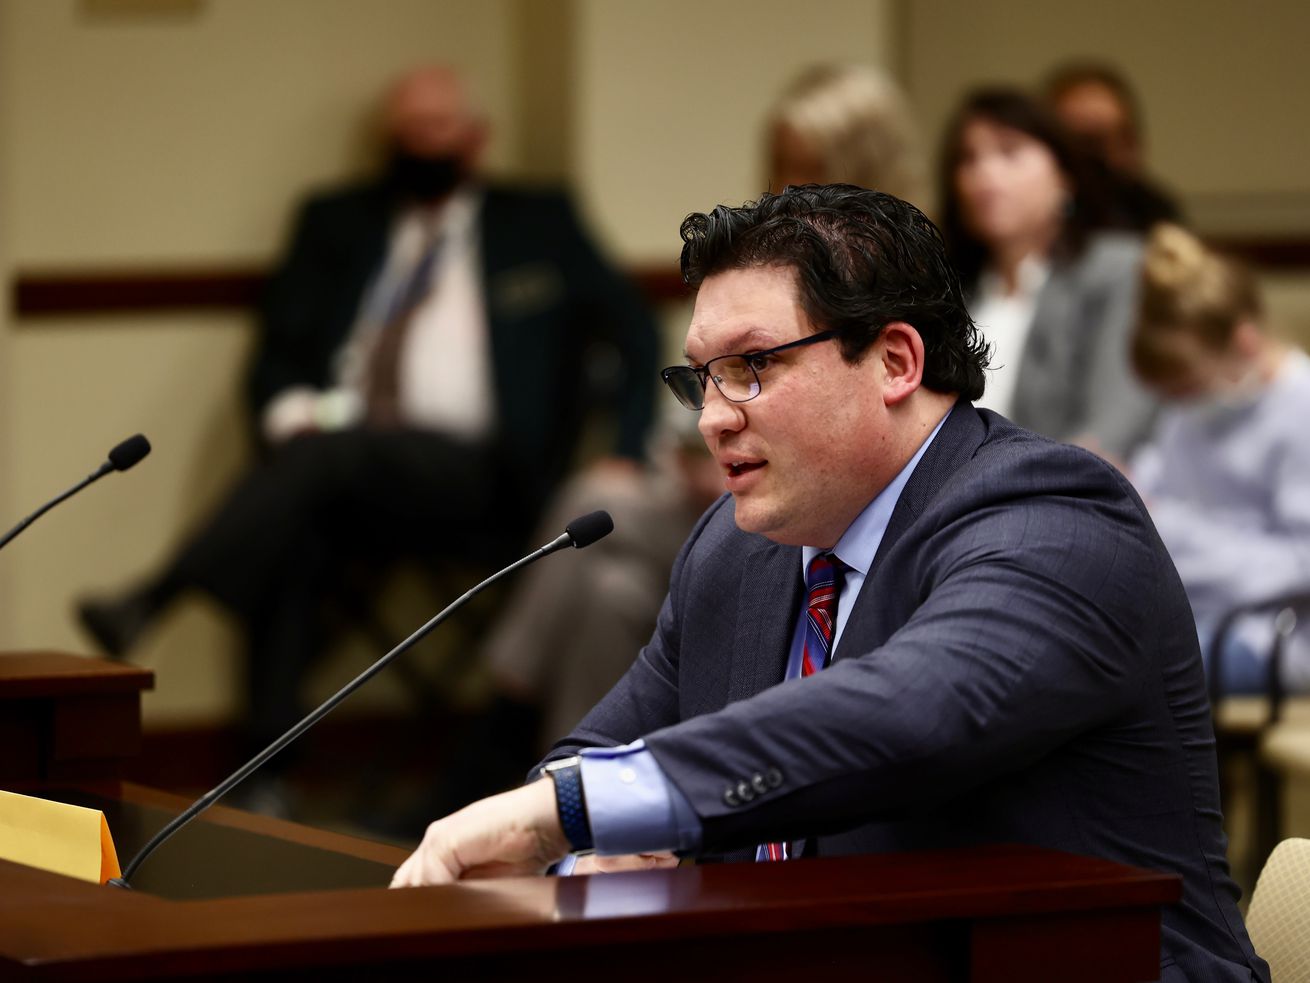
[392,185,1267,981]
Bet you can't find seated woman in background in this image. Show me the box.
[1130,223,1310,693]
[767,63,923,203]
[939,87,1157,459]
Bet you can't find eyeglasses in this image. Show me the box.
[661,331,838,411]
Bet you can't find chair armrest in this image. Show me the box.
[1208,589,1310,726]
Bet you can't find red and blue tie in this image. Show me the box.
[799,552,843,678]
[762,552,846,862]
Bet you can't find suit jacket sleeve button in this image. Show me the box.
[723,788,740,807]
[751,773,768,794]
[766,768,783,788]
[736,780,756,803]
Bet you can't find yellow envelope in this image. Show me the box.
[0,788,121,883]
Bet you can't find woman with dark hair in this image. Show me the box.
[939,87,1156,458]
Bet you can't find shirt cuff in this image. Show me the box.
[261,386,364,443]
[261,387,319,444]
[578,740,702,856]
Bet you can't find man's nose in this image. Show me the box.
[698,380,746,442]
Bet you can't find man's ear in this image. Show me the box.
[878,321,925,406]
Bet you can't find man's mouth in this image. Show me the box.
[727,460,765,478]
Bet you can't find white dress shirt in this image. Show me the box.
[262,186,496,443]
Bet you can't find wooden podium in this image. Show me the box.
[0,652,1181,982]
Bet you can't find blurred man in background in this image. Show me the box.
[78,66,658,803]
[1045,60,1183,231]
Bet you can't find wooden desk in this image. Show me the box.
[0,653,1181,981]
[0,651,153,785]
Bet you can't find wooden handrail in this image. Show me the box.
[12,234,1309,318]
[10,264,689,317]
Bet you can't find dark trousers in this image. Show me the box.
[164,428,518,753]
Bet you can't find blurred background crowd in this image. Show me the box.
[2,0,1308,890]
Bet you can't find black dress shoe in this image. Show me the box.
[76,593,153,659]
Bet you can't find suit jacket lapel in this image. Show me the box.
[869,399,984,576]
[1011,262,1081,434]
[477,188,507,335]
[725,539,804,705]
[840,401,987,654]
[475,190,522,454]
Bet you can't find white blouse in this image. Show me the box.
[969,254,1051,418]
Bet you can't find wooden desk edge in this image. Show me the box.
[0,843,1181,979]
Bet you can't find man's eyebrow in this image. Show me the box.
[684,327,775,363]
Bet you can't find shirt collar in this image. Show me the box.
[802,406,952,577]
[977,252,1051,302]
[396,184,483,241]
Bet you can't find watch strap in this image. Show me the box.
[545,756,594,853]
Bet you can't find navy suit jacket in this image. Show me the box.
[551,403,1267,982]
[248,181,658,504]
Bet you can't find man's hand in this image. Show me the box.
[570,852,679,874]
[390,780,571,887]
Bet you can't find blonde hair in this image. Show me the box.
[768,64,923,204]
[1133,223,1262,384]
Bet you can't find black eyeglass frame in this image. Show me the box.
[660,330,840,411]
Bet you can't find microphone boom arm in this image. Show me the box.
[110,524,597,887]
[0,434,150,553]
[0,465,111,552]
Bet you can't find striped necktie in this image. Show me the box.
[799,552,844,677]
[761,552,847,862]
[364,227,444,427]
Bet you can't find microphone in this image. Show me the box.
[108,510,615,889]
[107,434,151,472]
[0,434,152,552]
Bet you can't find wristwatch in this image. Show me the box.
[542,756,594,853]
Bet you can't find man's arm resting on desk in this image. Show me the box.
[391,779,570,886]
[567,741,698,873]
[391,742,697,885]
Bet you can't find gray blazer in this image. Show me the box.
[1005,232,1158,458]
[550,403,1266,982]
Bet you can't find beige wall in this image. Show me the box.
[573,0,893,262]
[5,0,523,263]
[0,1,12,636]
[0,0,896,724]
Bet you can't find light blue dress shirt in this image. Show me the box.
[1130,349,1310,691]
[571,410,950,860]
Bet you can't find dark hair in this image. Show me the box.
[937,87,1109,288]
[679,183,989,400]
[1043,60,1142,140]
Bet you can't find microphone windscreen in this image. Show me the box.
[107,434,152,472]
[565,510,613,549]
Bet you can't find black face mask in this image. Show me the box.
[386,151,464,201]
